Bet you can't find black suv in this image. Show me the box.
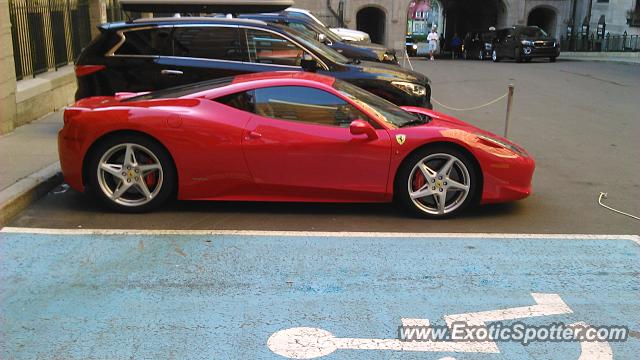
[491,26,559,63]
[463,30,496,60]
[239,13,398,64]
[74,17,431,108]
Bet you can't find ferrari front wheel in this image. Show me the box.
[397,147,478,218]
[87,134,175,212]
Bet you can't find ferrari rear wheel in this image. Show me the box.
[397,146,478,218]
[87,134,175,212]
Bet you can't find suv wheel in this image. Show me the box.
[492,50,499,62]
[479,50,484,60]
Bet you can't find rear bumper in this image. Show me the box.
[58,128,85,193]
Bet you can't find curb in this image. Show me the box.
[0,162,63,227]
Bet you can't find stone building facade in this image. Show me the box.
[294,0,640,48]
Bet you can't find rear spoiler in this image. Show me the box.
[119,0,294,13]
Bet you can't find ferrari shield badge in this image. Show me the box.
[396,134,406,145]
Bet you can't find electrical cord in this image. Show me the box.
[598,192,640,221]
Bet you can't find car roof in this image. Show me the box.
[100,17,269,31]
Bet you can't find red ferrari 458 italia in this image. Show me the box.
[59,71,534,218]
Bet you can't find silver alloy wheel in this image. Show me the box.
[479,50,484,60]
[97,143,163,207]
[492,50,497,61]
[407,153,471,215]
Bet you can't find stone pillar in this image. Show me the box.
[0,0,17,134]
[89,0,107,39]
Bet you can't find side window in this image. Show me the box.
[172,26,243,61]
[116,28,174,56]
[253,86,368,127]
[213,91,255,113]
[244,29,304,67]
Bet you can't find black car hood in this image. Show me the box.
[352,60,429,85]
[353,42,394,54]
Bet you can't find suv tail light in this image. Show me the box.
[75,65,105,77]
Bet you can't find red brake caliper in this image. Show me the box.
[412,169,426,193]
[144,158,157,188]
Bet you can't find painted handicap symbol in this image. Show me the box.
[268,293,613,359]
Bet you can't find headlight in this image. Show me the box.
[476,134,526,157]
[521,40,533,46]
[391,81,426,97]
[412,44,418,50]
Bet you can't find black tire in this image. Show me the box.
[525,58,532,63]
[550,56,557,62]
[86,133,176,213]
[395,145,479,219]
[492,50,500,62]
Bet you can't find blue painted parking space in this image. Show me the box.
[1,229,638,359]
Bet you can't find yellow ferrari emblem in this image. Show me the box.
[396,134,406,145]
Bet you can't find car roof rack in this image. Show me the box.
[119,0,294,14]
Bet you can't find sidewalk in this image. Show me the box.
[560,51,640,64]
[0,111,63,226]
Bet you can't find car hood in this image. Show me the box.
[353,60,429,85]
[353,42,395,55]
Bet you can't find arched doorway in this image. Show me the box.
[443,0,507,39]
[527,7,557,37]
[356,7,385,45]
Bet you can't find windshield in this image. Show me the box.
[519,27,548,39]
[334,80,424,128]
[275,24,350,64]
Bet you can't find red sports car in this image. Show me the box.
[59,72,534,218]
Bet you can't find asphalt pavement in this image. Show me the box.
[7,59,639,234]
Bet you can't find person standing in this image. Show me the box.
[427,27,439,61]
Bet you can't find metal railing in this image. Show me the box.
[560,33,640,52]
[9,0,91,80]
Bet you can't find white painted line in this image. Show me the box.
[571,322,613,360]
[1,227,638,244]
[268,293,599,359]
[444,293,573,327]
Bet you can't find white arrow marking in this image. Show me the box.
[444,293,573,327]
[571,322,613,360]
[268,293,575,359]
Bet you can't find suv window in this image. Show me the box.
[253,86,368,127]
[244,29,304,67]
[116,28,174,56]
[173,26,243,61]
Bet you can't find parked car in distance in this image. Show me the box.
[60,72,534,218]
[491,26,560,63]
[74,17,431,108]
[463,30,496,60]
[406,36,418,57]
[239,13,398,64]
[284,7,371,43]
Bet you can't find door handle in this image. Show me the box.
[248,131,262,139]
[161,69,183,76]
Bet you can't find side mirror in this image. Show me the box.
[300,53,318,72]
[349,119,378,140]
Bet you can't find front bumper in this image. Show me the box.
[521,46,560,58]
[479,152,535,204]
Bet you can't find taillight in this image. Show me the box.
[63,107,85,125]
[75,65,105,77]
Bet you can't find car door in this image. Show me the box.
[164,25,250,85]
[107,27,180,92]
[502,29,516,57]
[241,85,392,202]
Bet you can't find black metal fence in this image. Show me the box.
[560,34,640,52]
[9,0,92,80]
